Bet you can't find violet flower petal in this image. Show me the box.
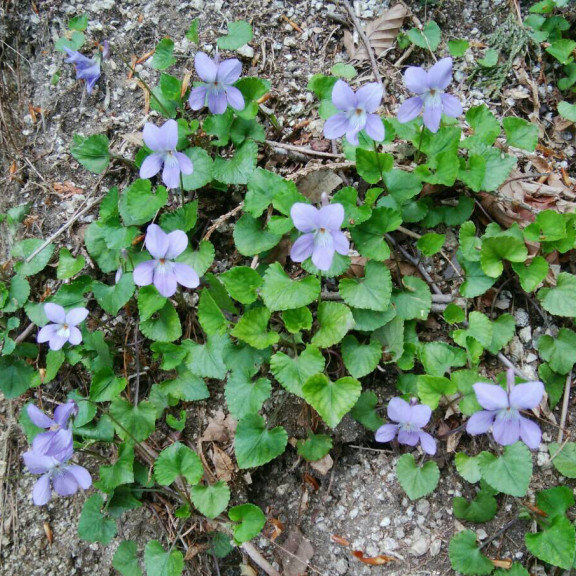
[225,86,245,111]
[323,113,350,140]
[290,203,318,233]
[356,83,383,113]
[65,308,89,326]
[331,80,356,111]
[364,114,385,142]
[509,381,544,410]
[387,397,411,423]
[53,469,80,496]
[48,332,70,351]
[427,57,453,91]
[418,431,437,455]
[472,382,509,411]
[466,410,496,435]
[68,326,83,346]
[145,224,169,259]
[290,234,315,263]
[345,127,362,146]
[140,153,164,179]
[397,96,423,123]
[311,243,335,271]
[174,152,194,176]
[27,405,54,429]
[492,416,521,446]
[162,156,182,189]
[133,260,155,287]
[423,102,442,133]
[173,263,199,289]
[375,423,399,443]
[53,400,77,427]
[318,204,344,231]
[404,66,429,94]
[67,465,92,489]
[440,93,463,118]
[154,269,178,298]
[208,91,228,115]
[217,58,242,84]
[165,231,188,260]
[37,324,58,344]
[23,451,54,474]
[32,474,52,506]
[188,85,208,110]
[195,52,218,83]
[44,303,66,324]
[519,416,541,449]
[410,404,432,428]
[398,429,419,446]
[332,231,350,256]
[32,429,73,461]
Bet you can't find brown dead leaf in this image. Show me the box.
[303,473,320,491]
[279,527,314,576]
[122,132,144,148]
[52,181,84,197]
[239,565,258,576]
[184,543,209,561]
[268,517,285,541]
[43,522,53,545]
[352,550,396,565]
[343,4,408,61]
[331,534,351,547]
[211,445,235,481]
[491,559,513,570]
[310,453,333,476]
[297,169,342,203]
[201,409,237,443]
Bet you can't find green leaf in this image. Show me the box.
[478,48,499,67]
[392,276,432,320]
[225,371,271,419]
[525,516,576,570]
[448,39,469,57]
[311,301,355,348]
[417,233,445,257]
[350,207,399,261]
[229,503,266,544]
[301,251,351,278]
[233,214,282,256]
[119,179,168,226]
[158,203,198,235]
[234,413,288,469]
[0,357,33,398]
[261,262,320,311]
[417,375,456,409]
[144,541,183,576]
[538,328,576,374]
[302,374,361,428]
[90,368,127,402]
[503,117,539,151]
[137,285,167,322]
[494,564,528,576]
[420,341,467,376]
[481,234,528,278]
[537,486,574,518]
[220,266,262,305]
[331,62,357,78]
[339,261,392,311]
[453,370,483,415]
[477,147,516,192]
[332,186,373,226]
[57,248,85,279]
[297,431,333,461]
[181,148,213,191]
[538,272,576,317]
[217,20,253,50]
[341,335,381,379]
[282,307,312,333]
[449,530,494,575]
[140,301,182,343]
[150,38,176,70]
[351,306,396,332]
[85,217,139,273]
[185,19,199,43]
[92,273,135,315]
[69,14,88,31]
[455,453,482,483]
[444,303,465,324]
[3,274,30,313]
[356,149,393,184]
[486,314,515,355]
[351,391,385,431]
[245,167,304,218]
[459,253,497,298]
[453,491,498,523]
[546,39,576,64]
[12,239,54,277]
[198,289,227,335]
[55,31,85,52]
[511,256,548,292]
[185,334,230,379]
[478,442,533,497]
[113,541,142,576]
[78,495,117,544]
[109,398,156,442]
[549,442,576,478]
[96,443,135,492]
[396,454,439,500]
[70,133,110,174]
[231,307,279,350]
[558,101,576,122]
[155,442,203,486]
[270,346,325,398]
[406,21,441,51]
[371,315,405,363]
[191,481,230,519]
[213,141,257,185]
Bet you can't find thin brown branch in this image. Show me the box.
[558,371,572,444]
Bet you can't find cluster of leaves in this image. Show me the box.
[3,5,576,575]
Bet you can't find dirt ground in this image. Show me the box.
[0,0,574,574]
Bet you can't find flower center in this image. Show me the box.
[57,324,71,338]
[355,108,363,115]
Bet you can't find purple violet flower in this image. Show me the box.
[23,442,92,506]
[324,80,384,145]
[188,52,245,115]
[466,369,544,449]
[397,57,463,133]
[27,400,77,463]
[37,304,89,351]
[133,223,200,298]
[375,397,437,455]
[140,119,194,190]
[63,41,109,94]
[290,200,349,271]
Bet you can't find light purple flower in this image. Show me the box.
[375,397,437,455]
[37,304,89,351]
[140,119,194,190]
[466,369,544,449]
[397,57,463,133]
[188,52,245,115]
[324,80,384,145]
[290,202,349,271]
[62,41,109,94]
[23,443,92,506]
[27,400,77,462]
[133,224,200,298]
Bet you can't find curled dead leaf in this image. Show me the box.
[352,550,396,565]
[331,534,351,547]
[43,521,53,545]
[303,473,320,491]
[211,444,235,481]
[343,4,408,61]
[491,559,513,569]
[279,527,314,576]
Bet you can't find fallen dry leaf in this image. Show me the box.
[279,527,314,576]
[491,559,513,570]
[239,564,258,576]
[43,522,53,545]
[303,473,320,491]
[352,550,396,565]
[297,169,342,203]
[343,4,408,61]
[331,534,351,547]
[211,445,235,481]
[52,181,84,197]
[201,409,237,443]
